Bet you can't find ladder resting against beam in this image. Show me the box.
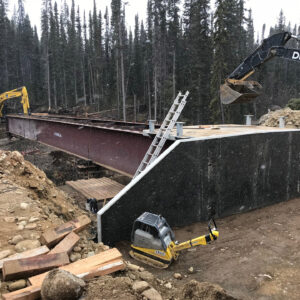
[133,91,189,178]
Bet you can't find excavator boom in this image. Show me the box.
[220,31,300,104]
[0,86,30,117]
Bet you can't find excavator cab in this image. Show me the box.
[220,79,262,105]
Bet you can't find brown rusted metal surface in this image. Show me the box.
[66,177,124,200]
[6,115,167,176]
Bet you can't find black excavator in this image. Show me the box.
[220,31,300,105]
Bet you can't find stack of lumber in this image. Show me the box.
[2,215,125,300]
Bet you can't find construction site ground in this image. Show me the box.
[0,135,300,299]
[118,197,300,300]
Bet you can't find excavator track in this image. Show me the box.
[129,250,171,269]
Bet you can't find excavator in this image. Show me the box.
[220,31,300,105]
[130,212,219,268]
[0,86,30,118]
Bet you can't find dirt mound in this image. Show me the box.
[181,280,237,300]
[0,150,79,219]
[258,108,300,128]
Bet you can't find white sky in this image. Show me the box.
[7,0,300,38]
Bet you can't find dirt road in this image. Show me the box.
[119,197,300,299]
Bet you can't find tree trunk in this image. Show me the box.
[134,94,137,122]
[116,48,120,119]
[119,20,126,122]
[46,51,51,110]
[81,60,87,106]
[154,67,157,121]
[172,49,176,99]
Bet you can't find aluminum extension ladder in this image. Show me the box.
[133,91,189,178]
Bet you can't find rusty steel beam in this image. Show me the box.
[6,115,170,176]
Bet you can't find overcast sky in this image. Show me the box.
[7,0,300,38]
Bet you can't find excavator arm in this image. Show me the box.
[221,31,300,104]
[0,86,30,117]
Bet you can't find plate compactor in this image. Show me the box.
[129,212,219,269]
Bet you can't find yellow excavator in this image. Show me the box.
[221,31,300,105]
[130,212,219,268]
[0,86,30,118]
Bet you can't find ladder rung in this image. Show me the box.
[134,91,189,178]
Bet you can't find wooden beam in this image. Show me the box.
[2,286,40,300]
[3,249,125,300]
[48,232,80,255]
[40,215,91,247]
[29,248,122,286]
[3,253,69,281]
[78,258,125,279]
[0,246,49,270]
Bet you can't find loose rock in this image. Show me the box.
[142,287,163,300]
[25,223,37,230]
[127,262,140,272]
[8,279,27,291]
[132,281,150,293]
[139,271,155,282]
[4,217,15,223]
[15,239,41,253]
[0,249,12,259]
[165,282,172,289]
[29,217,39,223]
[11,235,24,245]
[20,203,29,210]
[41,269,85,300]
[181,280,237,300]
[73,246,81,253]
[70,253,81,262]
[188,267,195,274]
[174,273,182,280]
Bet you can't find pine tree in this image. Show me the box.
[41,0,51,109]
[183,0,212,123]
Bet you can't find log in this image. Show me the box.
[40,215,91,247]
[48,232,80,255]
[0,246,49,270]
[3,252,69,281]
[29,248,122,286]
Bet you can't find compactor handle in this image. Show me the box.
[208,218,217,240]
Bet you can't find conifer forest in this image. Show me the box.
[1,0,300,124]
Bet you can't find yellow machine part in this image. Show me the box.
[174,230,219,252]
[130,242,178,269]
[130,230,219,269]
[0,86,30,117]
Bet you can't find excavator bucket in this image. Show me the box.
[220,79,262,105]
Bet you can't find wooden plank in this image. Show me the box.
[79,258,125,279]
[40,215,91,247]
[29,248,122,286]
[2,286,40,300]
[2,258,125,300]
[0,246,49,270]
[48,232,80,255]
[66,177,124,201]
[3,253,69,281]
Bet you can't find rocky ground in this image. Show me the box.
[258,107,300,128]
[0,150,235,299]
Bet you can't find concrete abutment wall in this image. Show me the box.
[98,130,300,245]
